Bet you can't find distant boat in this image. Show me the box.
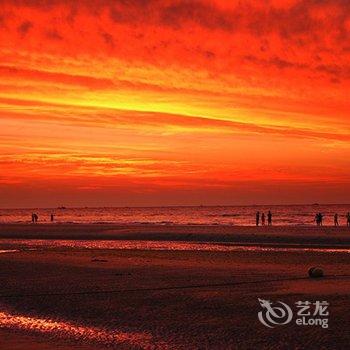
[57,206,67,209]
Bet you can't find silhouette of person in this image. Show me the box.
[319,213,323,226]
[256,212,260,226]
[261,213,265,226]
[34,213,38,223]
[315,213,322,226]
[31,213,35,223]
[315,213,319,226]
[50,214,54,222]
[267,211,272,226]
[334,213,339,227]
[347,212,350,227]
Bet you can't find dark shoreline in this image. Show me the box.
[0,223,349,246]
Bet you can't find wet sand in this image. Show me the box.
[1,223,350,246]
[0,224,349,349]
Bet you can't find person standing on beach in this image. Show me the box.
[33,213,38,223]
[31,213,35,223]
[267,211,272,226]
[347,212,350,227]
[256,212,260,226]
[315,213,319,226]
[319,213,323,226]
[261,213,265,226]
[334,213,339,227]
[315,213,322,226]
[50,214,54,222]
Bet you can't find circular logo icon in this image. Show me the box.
[258,298,293,328]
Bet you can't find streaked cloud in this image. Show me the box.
[0,0,349,206]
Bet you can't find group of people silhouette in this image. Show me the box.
[255,211,350,226]
[31,213,55,223]
[332,212,350,227]
[255,211,272,226]
[29,211,350,226]
[315,213,324,226]
[316,212,350,226]
[31,213,38,223]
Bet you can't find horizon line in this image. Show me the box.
[1,203,350,210]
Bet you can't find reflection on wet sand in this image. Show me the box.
[0,239,349,254]
[0,250,19,254]
[0,308,162,349]
[1,234,350,349]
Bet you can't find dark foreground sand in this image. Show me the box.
[0,224,349,349]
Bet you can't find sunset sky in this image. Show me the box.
[1,0,350,207]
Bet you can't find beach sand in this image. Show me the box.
[1,223,350,245]
[0,224,349,349]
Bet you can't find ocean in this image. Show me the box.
[0,204,349,226]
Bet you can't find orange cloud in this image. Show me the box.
[0,0,349,207]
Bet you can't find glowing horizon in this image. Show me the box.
[1,0,350,207]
